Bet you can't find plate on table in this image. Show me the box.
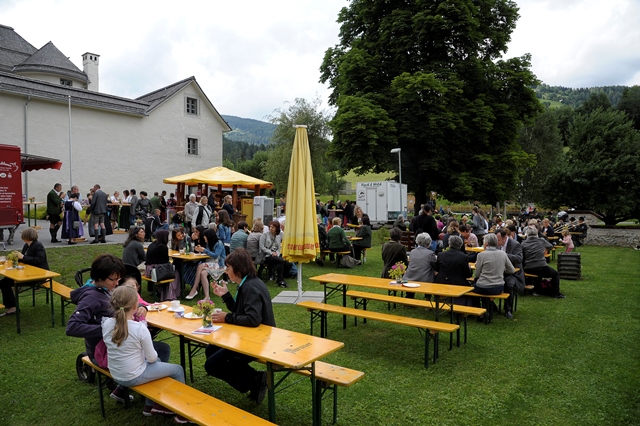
[184,312,203,319]
[167,307,184,312]
[148,303,168,311]
[402,283,420,288]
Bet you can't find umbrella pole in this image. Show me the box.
[297,262,303,300]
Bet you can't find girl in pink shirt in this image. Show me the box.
[561,229,574,253]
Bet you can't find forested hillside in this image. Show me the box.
[535,84,627,108]
[222,115,275,145]
[222,139,268,166]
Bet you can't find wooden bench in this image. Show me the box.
[141,275,175,302]
[182,338,363,425]
[466,291,510,323]
[81,356,274,425]
[346,290,485,345]
[256,359,364,425]
[296,301,459,368]
[320,250,352,266]
[41,280,73,326]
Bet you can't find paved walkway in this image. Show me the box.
[1,219,128,251]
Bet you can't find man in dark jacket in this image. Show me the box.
[90,184,108,244]
[434,235,473,305]
[413,204,439,250]
[46,183,63,242]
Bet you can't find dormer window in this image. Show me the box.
[186,97,198,115]
[60,79,72,87]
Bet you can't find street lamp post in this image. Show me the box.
[390,148,402,217]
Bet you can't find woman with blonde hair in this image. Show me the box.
[102,286,188,422]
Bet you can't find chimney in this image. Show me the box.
[82,52,100,91]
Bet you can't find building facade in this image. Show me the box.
[0,24,230,200]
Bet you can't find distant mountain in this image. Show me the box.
[535,84,627,108]
[222,115,276,145]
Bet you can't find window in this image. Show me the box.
[186,97,198,115]
[60,79,72,87]
[187,138,199,156]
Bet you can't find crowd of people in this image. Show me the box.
[378,204,575,322]
[0,191,590,421]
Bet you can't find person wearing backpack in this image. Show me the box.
[192,196,212,228]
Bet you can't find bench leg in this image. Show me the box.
[96,371,106,418]
[61,298,66,326]
[333,385,338,424]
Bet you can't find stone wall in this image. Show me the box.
[584,226,640,247]
[571,212,640,247]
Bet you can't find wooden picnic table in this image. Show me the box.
[465,246,484,253]
[0,263,59,333]
[146,305,344,425]
[169,249,211,261]
[309,273,472,327]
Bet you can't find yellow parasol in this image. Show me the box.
[281,125,319,297]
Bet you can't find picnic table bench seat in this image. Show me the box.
[346,290,485,345]
[181,338,364,425]
[319,250,352,267]
[81,356,274,425]
[465,291,510,323]
[141,275,175,302]
[41,280,73,326]
[256,359,364,425]
[296,300,459,368]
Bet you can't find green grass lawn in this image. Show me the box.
[1,241,639,425]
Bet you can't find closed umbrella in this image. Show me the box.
[281,125,319,299]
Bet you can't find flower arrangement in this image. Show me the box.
[388,261,406,283]
[192,299,216,327]
[7,252,19,268]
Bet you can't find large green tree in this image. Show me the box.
[541,108,640,225]
[617,85,640,131]
[320,0,541,210]
[264,98,333,196]
[516,108,562,206]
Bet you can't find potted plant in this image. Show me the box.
[7,252,19,269]
[388,261,406,284]
[192,299,216,327]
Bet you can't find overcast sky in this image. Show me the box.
[2,0,639,121]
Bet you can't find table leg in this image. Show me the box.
[267,362,276,423]
[49,278,55,327]
[311,361,318,426]
[342,284,347,330]
[14,281,21,334]
[179,335,186,374]
[26,204,31,228]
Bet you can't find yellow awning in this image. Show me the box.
[163,166,273,190]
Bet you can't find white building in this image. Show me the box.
[0,24,231,200]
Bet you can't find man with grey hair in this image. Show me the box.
[403,233,436,298]
[474,233,515,321]
[184,194,198,233]
[521,226,563,298]
[435,235,473,305]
